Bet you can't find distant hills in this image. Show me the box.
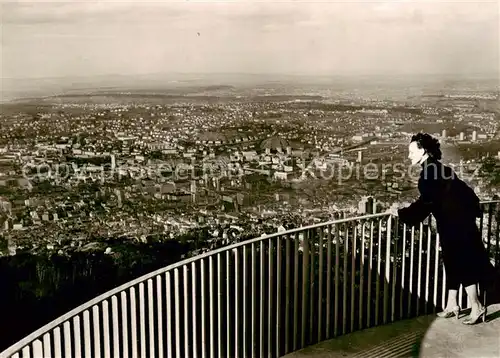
[3,92,325,106]
[1,72,498,103]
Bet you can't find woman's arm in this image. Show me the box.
[398,173,435,226]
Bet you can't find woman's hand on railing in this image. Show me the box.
[386,201,404,216]
[386,207,399,217]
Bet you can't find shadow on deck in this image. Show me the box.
[283,303,500,358]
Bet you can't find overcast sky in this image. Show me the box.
[1,0,499,79]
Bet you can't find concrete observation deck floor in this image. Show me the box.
[283,303,500,358]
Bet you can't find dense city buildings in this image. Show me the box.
[0,82,499,257]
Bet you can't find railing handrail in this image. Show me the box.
[0,212,389,357]
[479,200,500,205]
[2,200,498,357]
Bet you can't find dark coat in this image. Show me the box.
[398,157,494,288]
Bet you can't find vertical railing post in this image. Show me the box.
[226,251,231,358]
[433,234,440,314]
[309,229,315,345]
[173,272,180,358]
[425,218,432,315]
[166,274,174,358]
[301,231,310,348]
[334,224,340,337]
[190,264,196,358]
[211,255,217,358]
[284,235,291,354]
[408,227,415,317]
[342,224,349,334]
[326,225,333,339]
[458,283,465,310]
[383,217,392,324]
[359,221,366,330]
[375,220,382,326]
[400,224,407,319]
[478,204,485,305]
[318,227,325,342]
[487,203,493,255]
[251,243,257,358]
[268,238,274,358]
[276,237,282,358]
[350,223,357,332]
[367,220,374,327]
[243,246,248,358]
[260,241,265,358]
[416,223,424,316]
[441,263,447,311]
[293,235,299,351]
[391,217,398,322]
[83,310,91,358]
[156,277,166,357]
[235,247,239,358]
[92,306,101,358]
[182,270,188,358]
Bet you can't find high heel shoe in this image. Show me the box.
[463,306,487,325]
[437,305,460,319]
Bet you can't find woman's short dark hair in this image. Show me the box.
[410,132,442,160]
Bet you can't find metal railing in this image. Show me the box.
[2,201,499,358]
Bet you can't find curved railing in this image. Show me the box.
[2,202,499,358]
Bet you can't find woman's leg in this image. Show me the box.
[445,289,459,310]
[444,265,460,310]
[464,283,484,316]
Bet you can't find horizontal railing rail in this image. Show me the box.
[1,202,499,358]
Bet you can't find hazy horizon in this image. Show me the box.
[1,71,499,104]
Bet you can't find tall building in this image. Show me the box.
[459,132,465,141]
[111,154,116,170]
[358,196,375,214]
[190,180,197,203]
[472,131,477,141]
[8,239,16,256]
[114,188,122,208]
[213,177,220,191]
[442,129,447,138]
